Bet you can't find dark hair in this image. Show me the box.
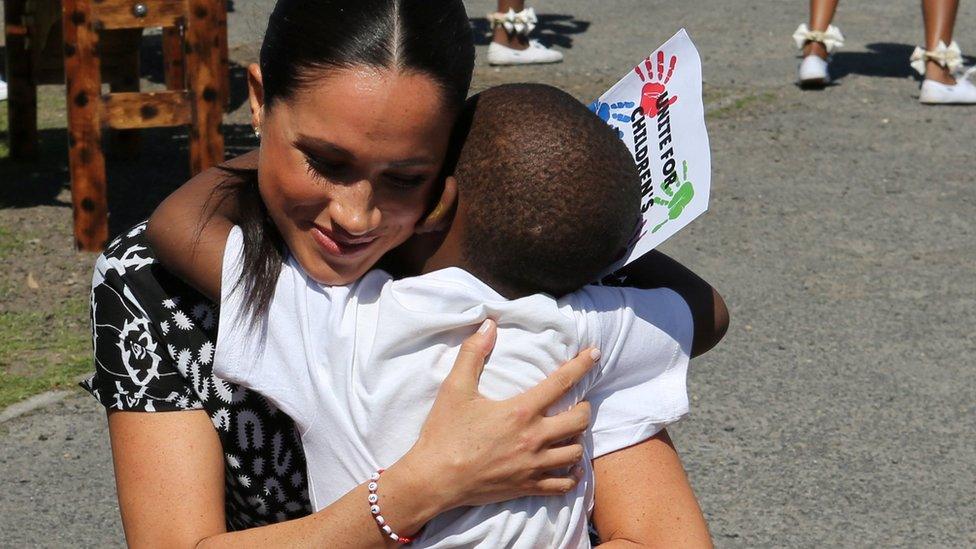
[450,84,641,298]
[231,0,475,317]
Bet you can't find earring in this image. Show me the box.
[253,126,261,138]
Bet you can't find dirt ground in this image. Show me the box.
[1,0,975,546]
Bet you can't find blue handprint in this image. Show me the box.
[589,100,635,139]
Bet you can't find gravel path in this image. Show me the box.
[2,0,974,546]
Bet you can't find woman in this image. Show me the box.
[85,0,719,546]
[793,0,976,103]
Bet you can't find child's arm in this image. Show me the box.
[591,429,713,548]
[146,153,254,302]
[607,250,729,357]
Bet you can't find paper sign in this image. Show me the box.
[589,29,711,274]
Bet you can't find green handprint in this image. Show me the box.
[651,160,694,233]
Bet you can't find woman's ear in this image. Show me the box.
[416,176,458,234]
[247,63,265,133]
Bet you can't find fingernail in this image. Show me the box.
[478,319,494,334]
[589,348,601,361]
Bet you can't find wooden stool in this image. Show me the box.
[3,0,228,250]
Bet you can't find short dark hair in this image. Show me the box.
[450,84,641,298]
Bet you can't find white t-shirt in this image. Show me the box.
[215,227,693,548]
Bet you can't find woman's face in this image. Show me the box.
[251,65,456,285]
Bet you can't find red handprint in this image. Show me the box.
[633,51,679,117]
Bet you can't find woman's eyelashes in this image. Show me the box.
[303,153,427,190]
[384,173,426,189]
[304,154,347,182]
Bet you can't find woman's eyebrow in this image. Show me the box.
[294,135,349,156]
[294,134,435,167]
[386,158,437,168]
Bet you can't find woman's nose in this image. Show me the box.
[328,180,381,236]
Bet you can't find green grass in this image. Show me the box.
[0,226,26,260]
[707,91,778,120]
[0,295,91,409]
[0,227,90,409]
[0,103,9,159]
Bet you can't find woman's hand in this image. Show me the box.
[394,319,598,512]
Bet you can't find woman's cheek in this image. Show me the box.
[379,181,438,227]
[263,169,329,218]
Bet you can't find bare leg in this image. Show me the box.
[921,0,959,84]
[803,0,841,58]
[493,0,529,50]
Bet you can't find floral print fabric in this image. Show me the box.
[81,221,313,530]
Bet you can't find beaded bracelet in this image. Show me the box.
[368,469,415,544]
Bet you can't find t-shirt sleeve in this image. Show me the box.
[213,226,261,385]
[576,286,693,458]
[213,226,319,430]
[82,222,206,412]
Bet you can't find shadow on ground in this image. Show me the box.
[469,13,590,48]
[0,124,258,238]
[830,42,976,80]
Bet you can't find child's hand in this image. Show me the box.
[401,319,597,511]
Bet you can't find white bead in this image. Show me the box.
[368,493,379,504]
[389,532,400,541]
[375,515,385,525]
[370,471,381,481]
[382,524,392,535]
[367,482,378,492]
[370,505,380,515]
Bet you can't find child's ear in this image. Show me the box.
[416,176,458,234]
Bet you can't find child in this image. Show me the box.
[150,83,722,546]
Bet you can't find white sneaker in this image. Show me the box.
[918,77,976,104]
[0,79,8,102]
[487,40,564,66]
[797,55,830,88]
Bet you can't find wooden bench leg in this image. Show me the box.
[162,26,185,90]
[185,0,224,175]
[107,29,142,160]
[4,0,39,159]
[63,0,108,251]
[216,0,230,108]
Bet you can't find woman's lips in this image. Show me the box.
[310,225,378,259]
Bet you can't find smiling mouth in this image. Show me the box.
[310,224,379,258]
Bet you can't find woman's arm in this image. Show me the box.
[608,250,729,357]
[108,323,597,548]
[146,154,254,301]
[108,409,438,548]
[590,429,713,548]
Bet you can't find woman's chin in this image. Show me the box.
[296,251,369,286]
[305,262,362,286]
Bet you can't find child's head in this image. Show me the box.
[448,83,641,298]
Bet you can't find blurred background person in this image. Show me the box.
[487,0,564,65]
[793,0,976,103]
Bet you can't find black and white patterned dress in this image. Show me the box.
[82,221,313,530]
